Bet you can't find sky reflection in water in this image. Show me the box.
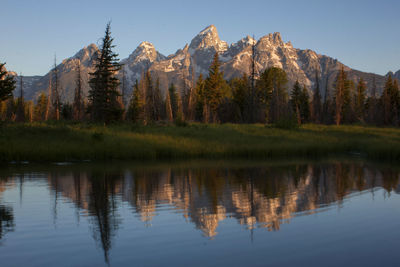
[0,160,399,267]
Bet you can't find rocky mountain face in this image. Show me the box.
[13,25,393,102]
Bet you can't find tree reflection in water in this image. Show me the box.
[12,161,400,263]
[0,176,15,241]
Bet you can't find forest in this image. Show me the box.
[1,23,400,162]
[1,23,399,128]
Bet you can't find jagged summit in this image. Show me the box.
[19,25,389,103]
[259,32,285,46]
[124,41,165,64]
[199,24,217,35]
[71,44,99,67]
[189,25,228,53]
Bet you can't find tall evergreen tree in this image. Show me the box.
[366,77,378,125]
[300,85,310,123]
[249,37,258,123]
[126,80,142,122]
[204,52,228,122]
[355,77,367,122]
[257,67,288,123]
[334,66,347,125]
[120,67,127,109]
[73,61,84,121]
[88,22,122,123]
[231,73,249,122]
[168,83,179,120]
[143,71,158,122]
[15,74,25,122]
[382,75,399,126]
[154,77,162,121]
[311,70,322,123]
[34,93,48,121]
[194,74,205,122]
[290,80,302,124]
[0,63,16,101]
[51,55,61,121]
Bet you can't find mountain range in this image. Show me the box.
[11,25,400,102]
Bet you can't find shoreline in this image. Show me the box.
[1,122,400,163]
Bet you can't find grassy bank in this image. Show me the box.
[0,122,400,162]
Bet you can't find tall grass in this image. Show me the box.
[0,122,400,162]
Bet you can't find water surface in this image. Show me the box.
[0,160,399,266]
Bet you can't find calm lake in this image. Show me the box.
[0,160,399,267]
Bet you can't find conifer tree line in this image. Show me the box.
[1,22,400,127]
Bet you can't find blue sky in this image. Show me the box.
[2,0,399,76]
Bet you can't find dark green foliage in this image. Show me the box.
[355,77,367,122]
[259,67,288,123]
[34,93,48,121]
[290,80,302,124]
[88,22,122,123]
[73,61,84,121]
[300,85,310,123]
[311,71,322,123]
[194,74,205,121]
[168,83,179,120]
[231,74,249,122]
[126,80,142,123]
[0,63,16,101]
[204,53,229,122]
[15,76,25,123]
[382,75,399,126]
[334,66,350,125]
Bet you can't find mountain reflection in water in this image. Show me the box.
[0,161,399,265]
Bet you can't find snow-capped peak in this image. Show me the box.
[138,41,155,50]
[189,25,228,53]
[199,24,218,35]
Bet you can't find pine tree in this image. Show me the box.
[257,67,288,123]
[52,55,61,121]
[290,80,302,124]
[300,85,310,123]
[382,75,399,125]
[366,77,378,125]
[311,70,322,123]
[15,74,25,122]
[143,70,159,122]
[0,62,16,101]
[334,66,347,125]
[73,61,84,121]
[186,65,197,121]
[231,73,249,122]
[34,93,48,121]
[126,80,142,123]
[194,74,205,121]
[204,52,228,122]
[342,79,355,123]
[88,22,122,123]
[249,37,258,123]
[168,83,179,120]
[120,67,127,109]
[154,77,162,121]
[24,100,34,122]
[355,77,366,122]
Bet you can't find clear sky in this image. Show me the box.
[1,0,399,76]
